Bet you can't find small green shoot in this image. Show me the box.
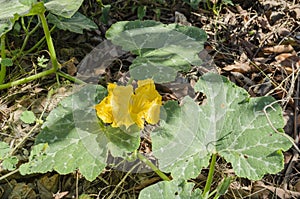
[37,55,49,68]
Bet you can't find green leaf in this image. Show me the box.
[139,178,203,199]
[99,5,111,25]
[27,1,46,16]
[47,12,97,34]
[0,141,10,159]
[19,143,49,173]
[0,18,15,37]
[152,73,292,180]
[0,142,18,171]
[183,0,203,9]
[2,156,18,171]
[106,20,207,83]
[44,0,84,18]
[0,0,37,36]
[216,176,232,196]
[0,58,13,67]
[20,110,36,124]
[37,55,49,68]
[0,0,36,19]
[19,85,140,181]
[222,0,234,6]
[137,6,147,20]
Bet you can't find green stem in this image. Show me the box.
[203,153,217,197]
[21,17,27,33]
[25,26,55,55]
[9,88,53,156]
[126,76,134,86]
[107,162,140,199]
[0,68,55,90]
[9,121,40,156]
[57,71,86,85]
[38,12,59,71]
[0,168,19,181]
[18,17,41,57]
[0,11,62,90]
[0,35,6,84]
[137,152,170,181]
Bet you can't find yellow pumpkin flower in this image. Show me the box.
[95,79,162,129]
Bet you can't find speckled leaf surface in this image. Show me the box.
[139,178,203,199]
[0,0,36,36]
[152,73,292,180]
[44,0,84,18]
[106,20,207,83]
[0,0,82,37]
[47,12,97,34]
[19,85,140,181]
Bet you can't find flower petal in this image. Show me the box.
[145,98,161,124]
[95,83,116,124]
[110,84,135,128]
[130,79,162,128]
[95,79,162,130]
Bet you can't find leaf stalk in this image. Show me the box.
[203,153,217,197]
[0,35,6,84]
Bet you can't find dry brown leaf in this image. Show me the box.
[255,182,300,198]
[53,191,69,199]
[252,56,268,62]
[162,82,194,100]
[263,44,294,54]
[222,62,256,73]
[283,109,294,137]
[9,183,37,199]
[257,15,271,30]
[38,174,59,193]
[262,0,287,7]
[275,53,300,73]
[290,6,300,19]
[278,28,291,37]
[240,39,256,58]
[61,57,78,76]
[275,53,299,62]
[37,174,59,199]
[268,11,285,25]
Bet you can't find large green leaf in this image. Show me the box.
[139,178,203,199]
[44,0,84,18]
[140,73,291,198]
[19,85,140,181]
[0,0,36,19]
[152,72,291,180]
[106,20,207,83]
[0,0,37,36]
[47,12,97,34]
[0,0,83,36]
